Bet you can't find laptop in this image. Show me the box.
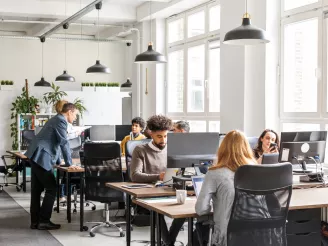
[261,153,279,164]
[191,176,205,197]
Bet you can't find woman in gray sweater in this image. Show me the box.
[195,130,257,246]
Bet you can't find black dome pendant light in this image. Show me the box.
[223,0,269,45]
[56,0,75,82]
[35,37,51,87]
[86,2,111,74]
[135,0,166,64]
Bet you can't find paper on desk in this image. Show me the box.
[138,197,193,203]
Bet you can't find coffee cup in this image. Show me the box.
[176,190,187,204]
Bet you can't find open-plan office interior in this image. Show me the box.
[1,0,328,245]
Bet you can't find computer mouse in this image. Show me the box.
[155,181,163,187]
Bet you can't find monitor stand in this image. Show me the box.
[293,161,313,174]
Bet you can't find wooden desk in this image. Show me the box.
[106,182,193,246]
[55,165,86,232]
[6,150,29,192]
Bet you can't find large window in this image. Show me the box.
[281,0,328,160]
[166,3,220,132]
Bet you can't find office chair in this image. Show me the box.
[125,139,151,181]
[84,142,126,237]
[247,136,259,150]
[21,130,35,150]
[227,163,293,246]
[0,155,22,192]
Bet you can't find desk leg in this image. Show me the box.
[150,211,156,246]
[66,172,71,223]
[22,160,26,192]
[56,170,60,213]
[188,218,193,246]
[156,213,161,246]
[80,173,84,232]
[126,194,131,246]
[15,158,19,185]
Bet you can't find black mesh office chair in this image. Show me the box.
[227,163,293,246]
[84,142,126,237]
[125,139,151,181]
[21,130,35,150]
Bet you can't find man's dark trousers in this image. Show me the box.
[30,162,57,224]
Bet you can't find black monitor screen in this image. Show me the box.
[167,132,220,168]
[279,131,327,165]
[115,125,132,141]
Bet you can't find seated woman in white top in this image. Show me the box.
[195,130,257,246]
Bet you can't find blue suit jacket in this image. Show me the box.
[25,114,72,171]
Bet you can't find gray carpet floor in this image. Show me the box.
[0,190,62,246]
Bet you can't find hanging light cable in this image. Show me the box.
[56,0,75,82]
[134,0,166,64]
[86,2,111,74]
[223,0,269,45]
[35,38,51,86]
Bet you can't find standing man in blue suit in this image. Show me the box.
[26,103,81,230]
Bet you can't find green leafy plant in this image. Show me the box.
[1,80,5,85]
[5,80,9,85]
[73,98,87,118]
[85,83,89,87]
[43,82,67,106]
[9,81,13,85]
[10,86,39,150]
[90,82,94,87]
[82,83,85,87]
[95,83,99,87]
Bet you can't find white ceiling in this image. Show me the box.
[0,0,203,38]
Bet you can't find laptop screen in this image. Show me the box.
[191,176,204,197]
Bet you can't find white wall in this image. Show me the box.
[0,38,126,156]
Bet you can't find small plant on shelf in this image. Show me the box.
[81,82,86,87]
[9,81,14,85]
[85,83,89,87]
[95,82,99,87]
[1,81,5,85]
[90,82,94,87]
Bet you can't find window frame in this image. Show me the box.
[281,0,322,18]
[165,3,220,132]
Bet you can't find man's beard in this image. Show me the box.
[153,142,166,150]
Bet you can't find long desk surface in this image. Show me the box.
[133,187,328,219]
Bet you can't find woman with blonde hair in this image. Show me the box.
[195,130,257,246]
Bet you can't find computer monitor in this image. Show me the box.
[89,125,115,141]
[279,131,327,170]
[115,125,132,141]
[262,153,279,164]
[167,132,220,170]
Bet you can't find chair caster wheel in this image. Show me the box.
[86,203,89,207]
[73,209,77,214]
[120,232,125,237]
[16,187,21,192]
[92,206,96,211]
[90,232,95,237]
[53,207,58,211]
[82,226,88,231]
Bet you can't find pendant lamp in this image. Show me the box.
[223,0,269,45]
[56,0,75,82]
[135,1,166,64]
[121,78,132,87]
[35,38,51,87]
[86,2,111,74]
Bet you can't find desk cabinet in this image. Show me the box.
[287,208,321,246]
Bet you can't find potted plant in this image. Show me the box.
[108,82,120,92]
[10,85,39,150]
[43,82,67,113]
[73,98,87,121]
[1,80,14,91]
[95,82,107,92]
[82,82,94,92]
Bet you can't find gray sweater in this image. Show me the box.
[195,167,235,246]
[130,143,167,183]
